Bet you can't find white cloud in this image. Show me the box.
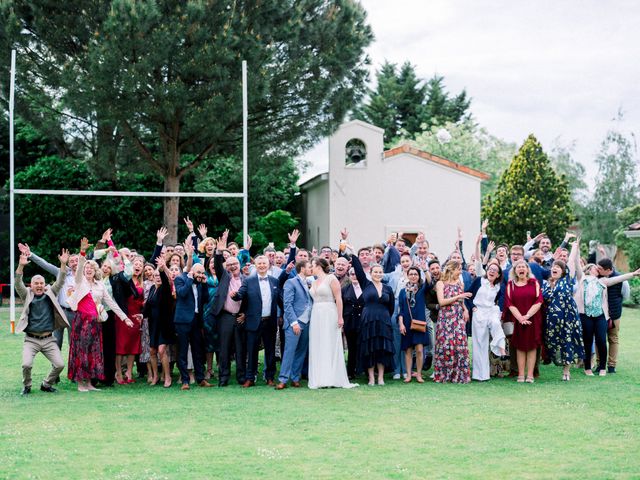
[300,1,640,191]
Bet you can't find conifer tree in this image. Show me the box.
[482,134,574,246]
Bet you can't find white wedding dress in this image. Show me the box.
[308,275,358,389]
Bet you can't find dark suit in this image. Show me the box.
[212,253,246,385]
[342,283,364,377]
[233,274,280,382]
[173,273,209,385]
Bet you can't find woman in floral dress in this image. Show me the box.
[68,238,134,392]
[433,260,472,383]
[542,239,584,381]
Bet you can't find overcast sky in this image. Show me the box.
[300,0,640,186]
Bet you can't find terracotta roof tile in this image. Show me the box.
[384,144,490,181]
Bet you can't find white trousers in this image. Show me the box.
[472,306,506,381]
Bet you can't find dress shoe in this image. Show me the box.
[21,386,31,395]
[607,366,616,374]
[198,380,213,388]
[266,379,275,386]
[275,383,287,390]
[291,381,301,388]
[181,383,190,390]
[218,381,228,387]
[40,383,58,393]
[242,380,255,388]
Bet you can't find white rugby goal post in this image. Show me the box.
[6,51,250,332]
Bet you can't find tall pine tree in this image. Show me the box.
[482,135,574,246]
[354,62,470,146]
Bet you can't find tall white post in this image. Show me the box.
[242,60,248,246]
[9,50,16,333]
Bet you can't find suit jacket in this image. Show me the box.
[15,268,69,333]
[173,273,209,325]
[341,283,363,333]
[232,274,279,331]
[211,252,247,317]
[283,275,313,329]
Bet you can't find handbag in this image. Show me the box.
[406,296,427,333]
[502,321,514,336]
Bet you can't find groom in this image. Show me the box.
[276,260,313,389]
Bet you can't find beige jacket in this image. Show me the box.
[574,270,634,320]
[15,267,70,334]
[68,255,129,322]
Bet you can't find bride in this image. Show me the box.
[308,257,358,389]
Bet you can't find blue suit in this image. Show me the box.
[232,274,280,382]
[279,275,313,384]
[173,273,209,385]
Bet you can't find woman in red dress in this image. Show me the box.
[503,260,543,383]
[115,257,145,383]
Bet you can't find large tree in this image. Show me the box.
[482,134,574,246]
[1,0,373,241]
[581,126,639,244]
[353,61,470,146]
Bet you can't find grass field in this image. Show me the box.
[0,307,639,480]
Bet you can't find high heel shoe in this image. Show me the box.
[116,377,126,385]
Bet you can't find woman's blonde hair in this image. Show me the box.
[198,237,216,254]
[441,260,461,283]
[508,259,532,282]
[85,259,103,281]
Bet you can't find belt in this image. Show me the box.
[261,316,271,321]
[26,332,53,340]
[222,310,239,317]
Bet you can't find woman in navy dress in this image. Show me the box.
[397,267,432,383]
[542,239,584,381]
[351,255,395,386]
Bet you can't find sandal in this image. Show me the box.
[517,376,525,383]
[562,373,570,381]
[525,376,534,383]
[584,369,594,376]
[416,375,425,384]
[403,377,412,384]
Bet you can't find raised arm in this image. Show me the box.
[601,269,640,287]
[474,233,485,276]
[350,255,369,288]
[51,249,69,295]
[14,253,30,300]
[567,240,579,278]
[20,243,60,277]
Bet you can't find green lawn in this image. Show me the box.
[1,308,639,480]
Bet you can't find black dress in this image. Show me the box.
[143,270,176,348]
[351,256,395,369]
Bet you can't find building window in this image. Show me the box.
[345,138,367,167]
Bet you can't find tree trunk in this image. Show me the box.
[163,174,181,244]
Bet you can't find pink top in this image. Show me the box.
[77,293,98,316]
[224,275,243,314]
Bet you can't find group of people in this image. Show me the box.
[15,218,639,395]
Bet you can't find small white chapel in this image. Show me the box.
[299,120,489,256]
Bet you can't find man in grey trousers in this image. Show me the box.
[15,249,71,395]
